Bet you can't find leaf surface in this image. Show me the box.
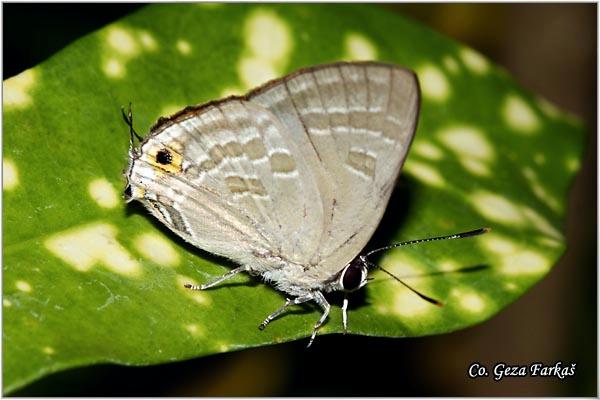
[2,4,585,393]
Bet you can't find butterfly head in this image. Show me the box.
[338,256,369,292]
[123,163,135,203]
[121,103,144,203]
[123,142,141,205]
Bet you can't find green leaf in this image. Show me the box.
[3,3,585,394]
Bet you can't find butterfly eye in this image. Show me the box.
[156,149,173,165]
[341,262,367,291]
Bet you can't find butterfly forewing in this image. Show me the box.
[131,97,328,267]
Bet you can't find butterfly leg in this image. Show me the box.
[342,294,349,334]
[184,266,248,290]
[307,291,330,348]
[258,294,313,331]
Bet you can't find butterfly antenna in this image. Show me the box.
[365,227,491,258]
[364,259,443,306]
[361,228,491,306]
[121,102,143,144]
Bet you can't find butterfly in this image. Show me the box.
[123,61,488,346]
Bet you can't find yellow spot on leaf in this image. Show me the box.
[405,161,445,188]
[380,254,423,277]
[443,55,460,74]
[460,48,489,74]
[413,141,444,160]
[3,299,12,307]
[4,69,37,109]
[159,104,183,119]
[216,341,230,352]
[245,10,292,64]
[16,280,32,293]
[537,96,560,118]
[481,234,550,276]
[238,10,292,90]
[452,289,487,313]
[565,156,580,173]
[418,64,450,102]
[501,250,549,276]
[138,30,158,51]
[504,282,518,291]
[461,293,486,313]
[438,259,459,272]
[42,346,55,355]
[176,39,191,55]
[470,191,523,225]
[344,32,378,60]
[438,126,494,161]
[103,58,125,78]
[438,126,494,177]
[239,57,278,89]
[3,159,19,191]
[177,275,211,305]
[220,86,244,97]
[461,159,490,177]
[537,237,562,248]
[482,234,517,254]
[521,206,563,240]
[45,223,140,276]
[101,27,156,78]
[376,256,439,318]
[390,289,434,318]
[184,323,204,337]
[522,167,560,212]
[503,94,540,134]
[107,27,138,56]
[88,178,118,209]
[135,232,180,267]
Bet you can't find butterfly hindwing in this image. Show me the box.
[249,62,420,275]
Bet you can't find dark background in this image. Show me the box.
[4,3,597,396]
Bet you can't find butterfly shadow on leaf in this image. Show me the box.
[346,174,492,310]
